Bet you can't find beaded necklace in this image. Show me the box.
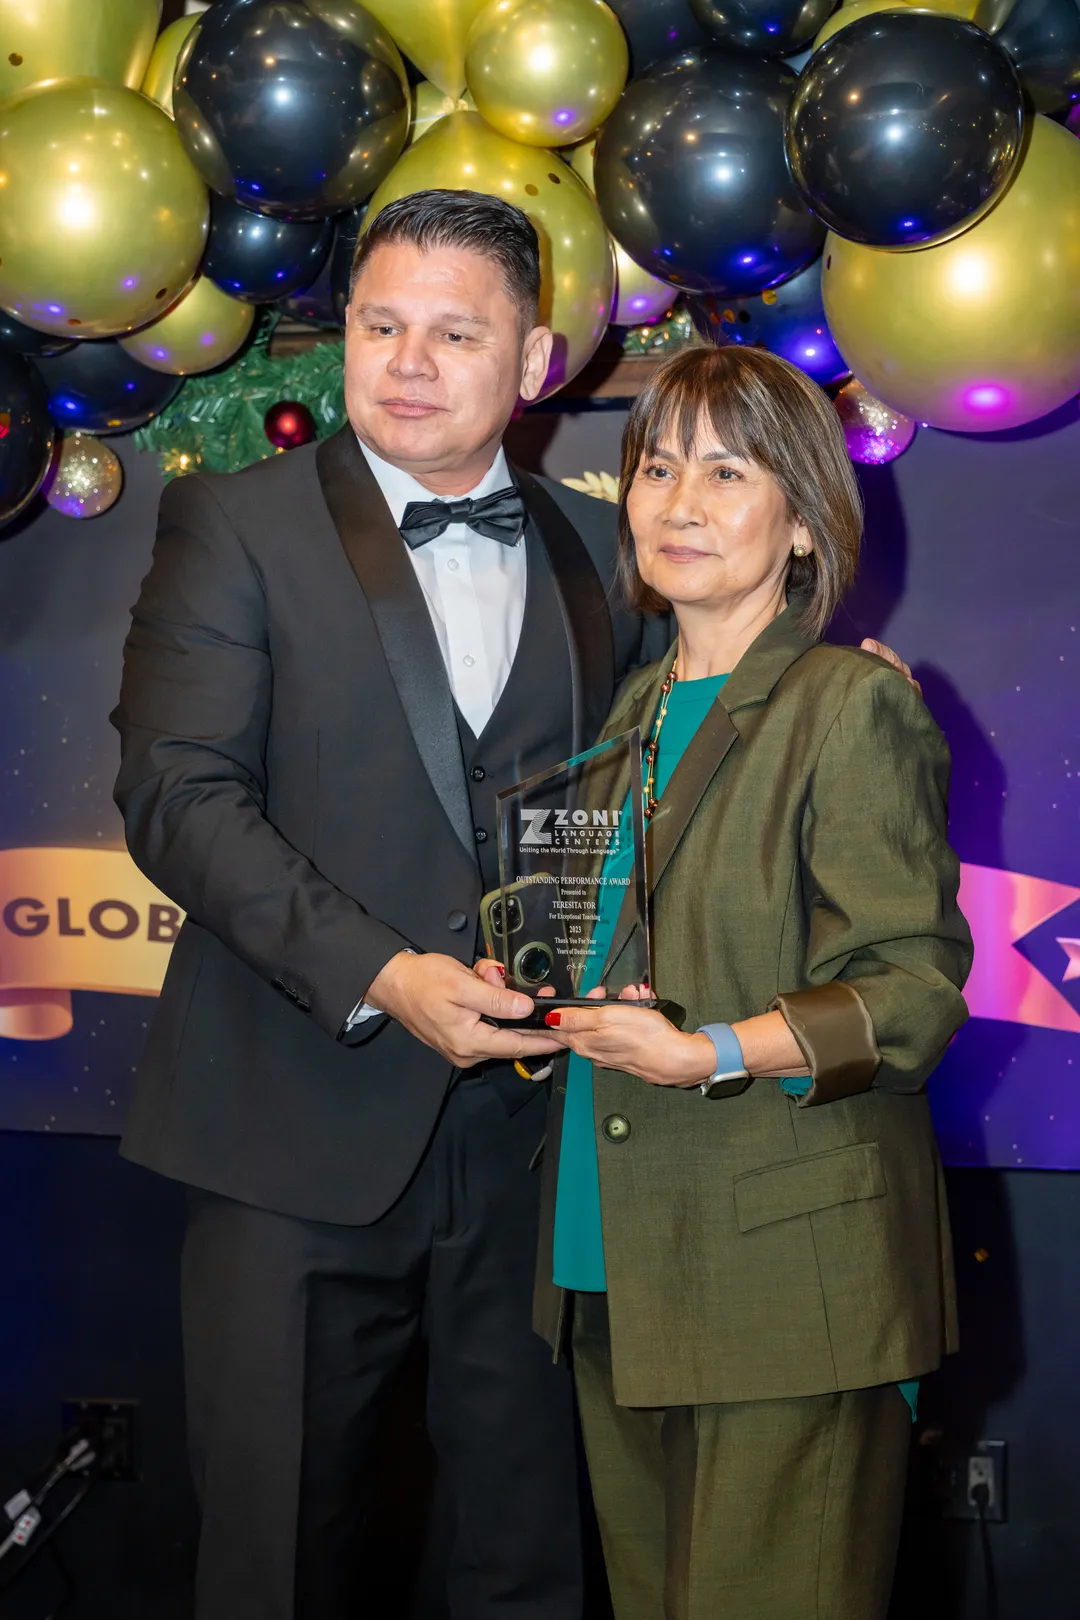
[642,657,678,819]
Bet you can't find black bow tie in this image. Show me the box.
[398,487,525,549]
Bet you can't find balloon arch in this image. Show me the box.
[3,0,1080,522]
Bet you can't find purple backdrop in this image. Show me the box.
[0,400,1076,1164]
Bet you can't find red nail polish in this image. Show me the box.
[493,961,505,974]
[544,1011,562,1027]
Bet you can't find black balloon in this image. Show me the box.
[594,49,825,297]
[0,344,54,527]
[280,256,340,327]
[787,11,1026,249]
[174,0,410,219]
[329,205,368,324]
[34,341,182,436]
[690,0,837,58]
[203,195,333,303]
[278,204,367,326]
[995,0,1080,116]
[0,310,76,360]
[689,256,848,385]
[606,0,709,73]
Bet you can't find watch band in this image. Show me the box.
[696,1022,752,1100]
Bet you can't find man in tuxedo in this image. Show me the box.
[112,189,911,1620]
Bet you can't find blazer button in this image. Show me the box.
[602,1114,631,1144]
[474,827,488,844]
[447,910,468,932]
[471,766,486,782]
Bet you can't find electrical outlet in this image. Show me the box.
[60,1399,139,1481]
[935,1438,1006,1522]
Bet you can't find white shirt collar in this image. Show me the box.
[355,436,513,528]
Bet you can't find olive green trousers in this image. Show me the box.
[573,1294,911,1620]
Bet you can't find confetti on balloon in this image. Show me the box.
[834,378,917,465]
[44,432,123,519]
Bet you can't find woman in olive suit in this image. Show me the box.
[532,346,972,1620]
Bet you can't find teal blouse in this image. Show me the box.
[550,672,919,1420]
[553,673,730,1292]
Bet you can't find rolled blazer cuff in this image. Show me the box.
[772,982,881,1106]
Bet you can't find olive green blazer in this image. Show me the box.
[535,604,973,1409]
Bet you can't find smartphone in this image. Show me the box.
[479,876,572,997]
[479,881,672,1030]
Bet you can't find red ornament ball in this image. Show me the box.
[264,400,317,450]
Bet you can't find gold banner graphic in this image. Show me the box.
[0,847,184,1041]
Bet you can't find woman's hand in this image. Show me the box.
[542,995,717,1088]
[473,957,507,991]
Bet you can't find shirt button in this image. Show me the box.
[446,557,459,571]
[470,766,486,782]
[474,828,488,844]
[602,1114,631,1144]
[447,909,468,932]
[462,654,475,668]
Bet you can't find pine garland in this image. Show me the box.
[619,308,695,356]
[134,321,347,479]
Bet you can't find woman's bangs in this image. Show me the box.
[640,361,756,466]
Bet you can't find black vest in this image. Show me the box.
[455,519,578,900]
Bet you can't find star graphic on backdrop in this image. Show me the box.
[962,866,1080,1033]
[1057,939,1080,983]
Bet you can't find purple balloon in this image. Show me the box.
[835,379,916,465]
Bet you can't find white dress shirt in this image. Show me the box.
[358,439,527,737]
[348,439,528,1024]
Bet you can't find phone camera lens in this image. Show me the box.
[514,943,553,986]
[492,896,524,938]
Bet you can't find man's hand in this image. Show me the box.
[860,638,922,699]
[365,950,561,1068]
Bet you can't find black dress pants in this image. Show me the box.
[181,1075,582,1620]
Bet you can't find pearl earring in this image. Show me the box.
[793,544,809,557]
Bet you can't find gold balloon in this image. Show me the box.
[45,433,124,519]
[365,113,614,397]
[119,277,255,376]
[834,0,1008,23]
[815,0,917,48]
[360,0,488,97]
[912,0,1011,28]
[0,0,160,100]
[465,0,628,147]
[0,81,209,340]
[141,12,199,119]
[407,81,476,146]
[569,137,672,325]
[822,116,1080,432]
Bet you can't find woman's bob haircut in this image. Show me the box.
[617,344,863,640]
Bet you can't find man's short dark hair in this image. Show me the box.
[350,190,542,330]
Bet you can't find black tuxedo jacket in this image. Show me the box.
[112,426,666,1224]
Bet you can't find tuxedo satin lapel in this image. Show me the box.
[513,469,615,758]
[315,428,476,860]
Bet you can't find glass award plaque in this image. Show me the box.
[479,729,655,1026]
